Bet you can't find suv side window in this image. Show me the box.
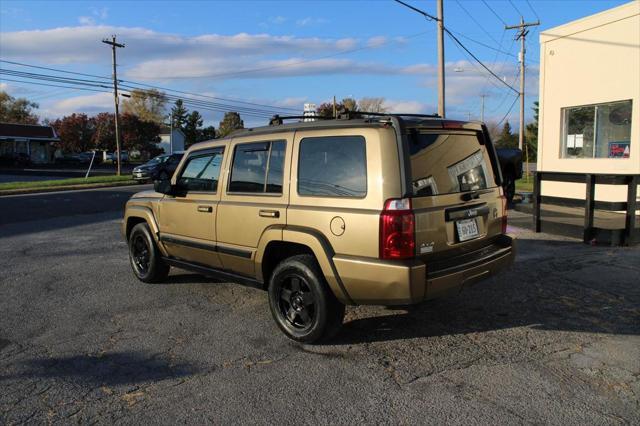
[177,148,224,192]
[298,136,367,197]
[228,140,286,194]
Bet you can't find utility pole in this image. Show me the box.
[333,95,337,118]
[506,17,539,151]
[102,35,125,175]
[394,0,445,117]
[480,94,486,123]
[436,0,445,118]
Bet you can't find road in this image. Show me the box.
[1,188,639,424]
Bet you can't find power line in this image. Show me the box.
[448,29,516,59]
[497,94,519,126]
[481,0,507,26]
[0,59,299,113]
[525,0,541,21]
[0,77,111,94]
[508,0,525,18]
[444,29,519,94]
[454,0,501,46]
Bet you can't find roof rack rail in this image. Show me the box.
[268,114,333,126]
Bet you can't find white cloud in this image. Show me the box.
[92,7,108,20]
[384,100,433,114]
[0,26,360,65]
[295,17,328,27]
[366,36,387,48]
[78,16,96,26]
[41,92,113,118]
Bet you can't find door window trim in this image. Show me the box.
[176,146,225,195]
[226,139,287,196]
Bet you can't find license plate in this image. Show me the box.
[456,218,479,242]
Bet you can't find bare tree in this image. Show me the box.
[358,97,387,113]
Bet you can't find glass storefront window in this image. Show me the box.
[561,100,632,159]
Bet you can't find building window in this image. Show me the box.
[561,100,632,159]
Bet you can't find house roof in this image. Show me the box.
[0,122,59,140]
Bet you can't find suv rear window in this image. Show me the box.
[408,131,497,197]
[298,136,367,198]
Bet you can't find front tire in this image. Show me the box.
[268,255,345,344]
[128,222,170,283]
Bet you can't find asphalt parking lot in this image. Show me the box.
[1,188,639,424]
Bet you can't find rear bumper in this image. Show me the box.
[333,234,515,305]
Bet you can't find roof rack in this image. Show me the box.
[268,111,442,126]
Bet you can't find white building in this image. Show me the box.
[537,1,639,202]
[158,128,185,154]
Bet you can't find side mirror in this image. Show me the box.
[154,178,173,195]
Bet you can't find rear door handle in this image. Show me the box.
[259,209,280,218]
[197,205,213,213]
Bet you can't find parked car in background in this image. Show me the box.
[0,152,31,168]
[55,153,82,165]
[496,148,523,203]
[107,150,129,164]
[123,114,515,343]
[132,151,185,183]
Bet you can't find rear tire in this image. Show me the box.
[128,222,170,283]
[268,254,345,344]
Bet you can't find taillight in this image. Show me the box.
[499,194,508,234]
[380,198,415,260]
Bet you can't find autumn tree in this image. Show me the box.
[0,91,39,124]
[120,113,162,155]
[92,112,115,151]
[122,89,167,124]
[342,97,358,112]
[218,112,244,137]
[51,113,95,153]
[184,110,203,147]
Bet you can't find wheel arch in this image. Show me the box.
[255,227,354,305]
[123,205,168,257]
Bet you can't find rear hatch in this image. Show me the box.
[405,124,506,264]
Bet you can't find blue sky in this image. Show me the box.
[0,0,630,128]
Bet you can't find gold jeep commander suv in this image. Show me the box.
[123,113,515,343]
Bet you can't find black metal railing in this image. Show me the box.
[533,172,639,246]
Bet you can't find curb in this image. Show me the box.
[0,181,141,196]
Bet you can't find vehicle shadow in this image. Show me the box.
[0,351,198,386]
[332,238,640,345]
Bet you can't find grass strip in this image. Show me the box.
[0,175,133,191]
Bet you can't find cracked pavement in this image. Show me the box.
[0,189,639,424]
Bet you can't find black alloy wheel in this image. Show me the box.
[268,254,345,343]
[277,275,316,331]
[128,222,170,283]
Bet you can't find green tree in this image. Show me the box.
[218,112,244,137]
[198,125,217,142]
[184,110,203,147]
[497,121,518,149]
[525,101,539,161]
[0,91,39,124]
[170,99,189,129]
[122,89,167,124]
